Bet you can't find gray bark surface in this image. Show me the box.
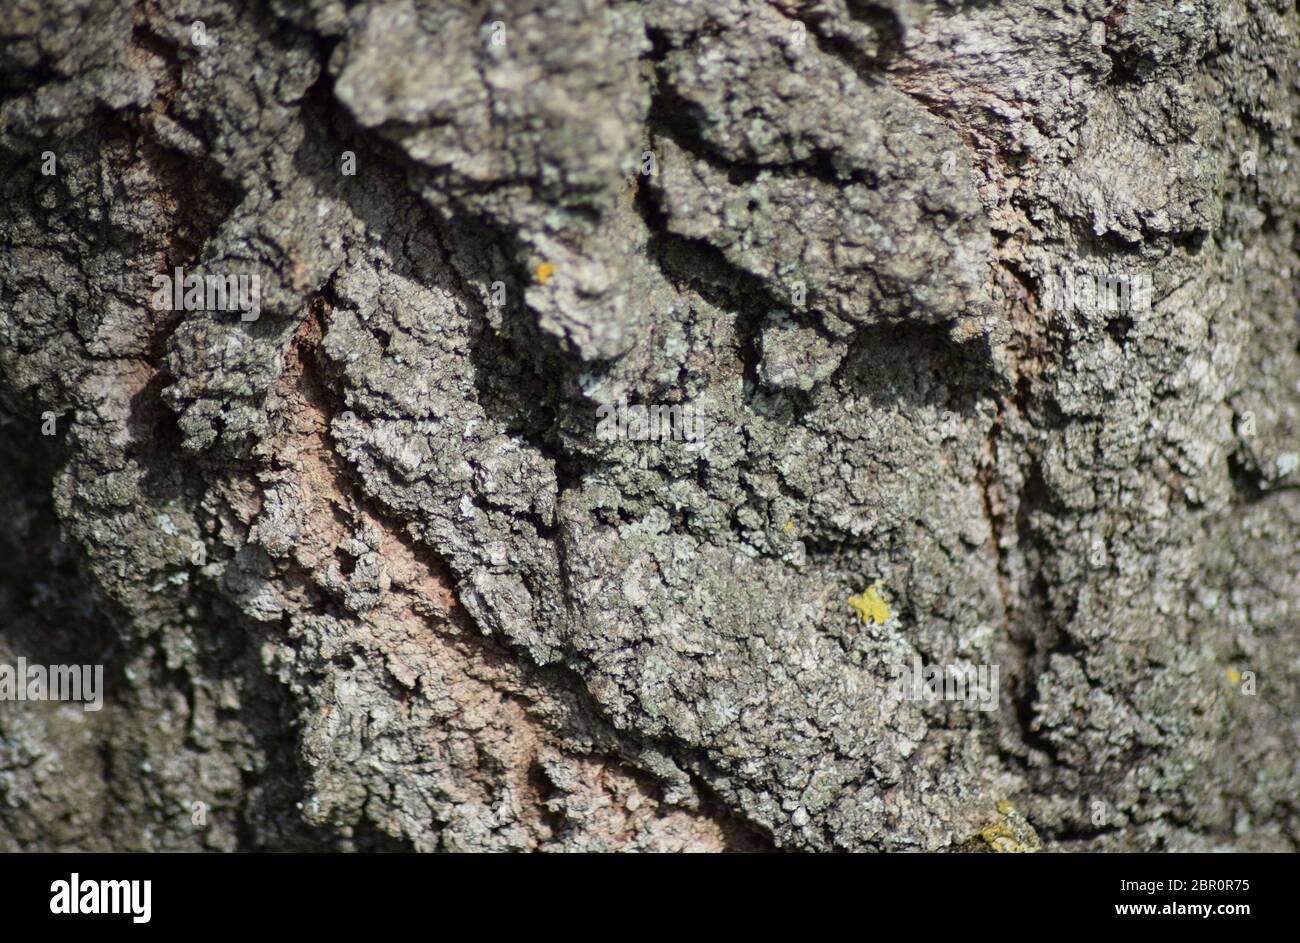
[0,0,1296,851]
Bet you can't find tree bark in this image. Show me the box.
[0,0,1296,851]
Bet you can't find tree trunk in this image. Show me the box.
[1,0,1296,851]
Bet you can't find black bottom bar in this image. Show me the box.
[0,851,1285,931]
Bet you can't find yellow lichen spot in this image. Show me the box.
[1225,666,1241,684]
[783,519,795,533]
[971,800,1041,853]
[848,582,890,625]
[534,261,555,284]
[980,821,1018,852]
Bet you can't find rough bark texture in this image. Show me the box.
[0,0,1296,852]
